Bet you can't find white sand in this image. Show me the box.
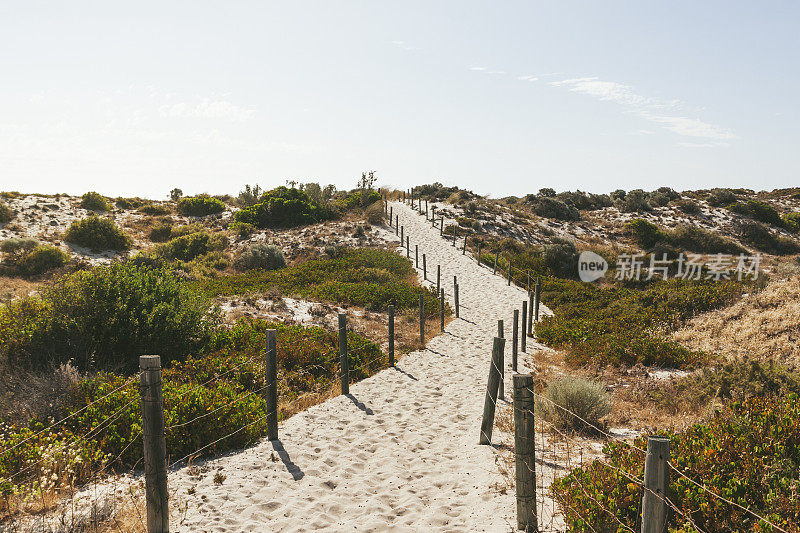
[161,201,557,532]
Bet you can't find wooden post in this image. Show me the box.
[338,313,349,395]
[400,225,404,243]
[493,251,499,275]
[419,294,425,345]
[139,355,169,533]
[513,374,537,532]
[389,206,393,225]
[415,244,419,268]
[496,321,504,398]
[479,337,505,445]
[425,199,428,216]
[534,277,541,323]
[507,258,512,286]
[436,265,440,294]
[528,290,534,337]
[454,284,459,318]
[395,215,399,235]
[402,190,405,202]
[440,216,444,235]
[388,305,395,366]
[521,301,528,353]
[265,330,278,441]
[512,310,519,372]
[431,205,436,225]
[641,437,670,533]
[440,288,445,331]
[406,236,410,258]
[423,253,427,280]
[462,235,467,255]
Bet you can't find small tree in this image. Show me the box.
[170,188,184,202]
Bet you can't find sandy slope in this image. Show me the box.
[162,201,554,532]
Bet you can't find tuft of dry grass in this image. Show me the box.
[672,276,800,365]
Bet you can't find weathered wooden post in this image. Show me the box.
[454,284,460,318]
[425,199,428,216]
[534,277,541,323]
[528,290,534,337]
[265,330,278,441]
[513,374,537,532]
[512,310,519,372]
[496,320,504,398]
[507,258,512,286]
[641,437,670,533]
[431,205,436,225]
[402,190,405,202]
[521,301,528,353]
[400,225,404,243]
[415,244,419,268]
[389,206,393,226]
[493,251,499,275]
[388,305,395,366]
[423,253,427,280]
[395,215,399,235]
[140,355,169,533]
[479,337,506,445]
[440,288,445,331]
[338,313,349,395]
[436,265,441,294]
[439,215,444,235]
[419,294,425,345]
[406,236,410,258]
[463,235,467,255]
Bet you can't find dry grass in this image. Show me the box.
[0,275,40,303]
[672,276,800,365]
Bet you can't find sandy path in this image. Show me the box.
[169,201,554,532]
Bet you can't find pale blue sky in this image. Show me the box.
[1,1,797,198]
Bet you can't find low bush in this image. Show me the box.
[13,245,68,276]
[626,219,668,249]
[669,225,745,255]
[177,195,226,216]
[536,376,610,433]
[556,191,613,211]
[148,221,174,242]
[364,201,385,225]
[532,197,581,221]
[536,277,743,367]
[552,394,800,532]
[80,191,111,212]
[155,231,227,262]
[737,220,800,255]
[674,198,701,214]
[336,190,382,210]
[0,238,38,258]
[114,197,144,210]
[783,212,800,233]
[230,221,256,240]
[233,243,286,271]
[0,201,14,223]
[0,262,217,371]
[727,199,784,227]
[706,187,738,207]
[197,248,441,313]
[63,215,132,251]
[649,187,680,207]
[235,186,335,229]
[542,239,579,278]
[138,203,171,215]
[615,189,651,213]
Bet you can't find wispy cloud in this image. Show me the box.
[159,99,255,122]
[390,40,417,51]
[517,75,538,82]
[678,141,731,148]
[548,76,734,142]
[469,66,487,71]
[469,66,506,75]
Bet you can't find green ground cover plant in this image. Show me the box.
[536,278,743,367]
[234,186,335,228]
[196,247,440,312]
[63,215,132,251]
[177,195,226,216]
[551,394,800,532]
[79,191,111,212]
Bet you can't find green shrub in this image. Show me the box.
[616,189,651,212]
[536,278,742,367]
[114,197,146,210]
[556,191,612,211]
[0,201,14,223]
[235,186,335,229]
[0,262,217,371]
[536,376,610,433]
[197,248,441,313]
[233,243,286,271]
[177,195,226,216]
[230,221,256,240]
[542,239,579,278]
[674,198,701,214]
[79,191,111,212]
[13,245,68,276]
[236,184,263,207]
[148,221,174,242]
[138,203,171,215]
[736,220,800,255]
[0,237,38,258]
[364,201,385,224]
[707,187,738,207]
[552,395,800,532]
[532,197,580,221]
[783,212,800,233]
[649,187,680,207]
[63,215,132,251]
[626,219,667,249]
[337,190,382,210]
[156,231,227,262]
[669,224,745,255]
[727,199,784,227]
